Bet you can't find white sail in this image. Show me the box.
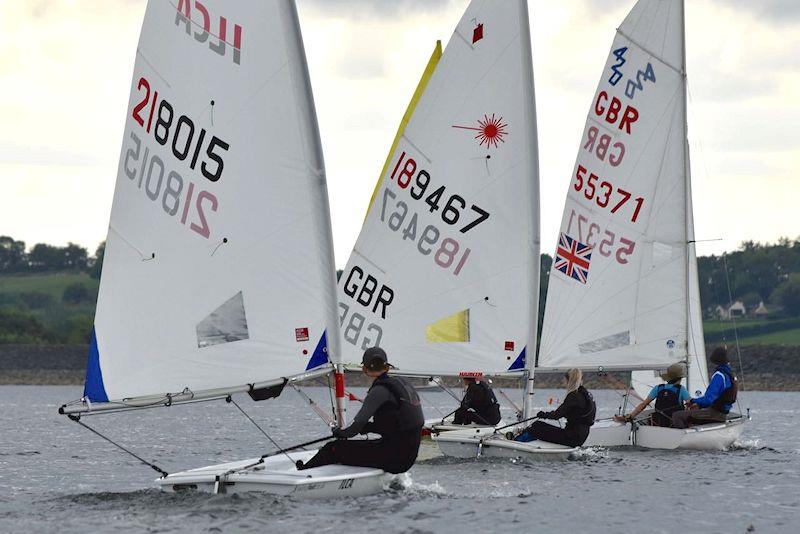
[84,0,340,402]
[539,0,691,370]
[337,0,539,376]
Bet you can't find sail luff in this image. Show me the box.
[278,0,344,422]
[516,0,540,419]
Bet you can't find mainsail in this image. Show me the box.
[337,0,540,377]
[80,0,340,403]
[539,0,704,374]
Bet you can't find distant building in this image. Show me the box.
[753,301,769,317]
[716,300,746,319]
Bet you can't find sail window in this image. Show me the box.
[578,331,630,354]
[196,291,250,348]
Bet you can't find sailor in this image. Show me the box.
[514,368,595,447]
[672,347,737,429]
[613,363,691,427]
[297,347,424,474]
[452,377,502,426]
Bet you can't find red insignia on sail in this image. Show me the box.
[472,23,484,44]
[295,327,309,342]
[452,114,508,148]
[505,341,515,351]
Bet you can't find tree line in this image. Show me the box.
[0,236,105,279]
[2,236,798,346]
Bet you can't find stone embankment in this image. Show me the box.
[1,344,798,390]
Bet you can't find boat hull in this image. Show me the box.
[433,429,575,460]
[634,417,746,450]
[584,416,748,450]
[156,450,387,498]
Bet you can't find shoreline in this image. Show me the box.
[2,343,800,391]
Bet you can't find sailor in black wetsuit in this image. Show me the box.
[514,368,595,447]
[453,377,502,426]
[297,347,424,474]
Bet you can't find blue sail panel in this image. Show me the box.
[83,327,109,402]
[305,330,329,370]
[508,346,526,371]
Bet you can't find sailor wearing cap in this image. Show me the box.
[614,363,691,427]
[297,347,424,474]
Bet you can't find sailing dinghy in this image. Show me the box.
[59,0,387,497]
[335,0,575,460]
[537,0,747,451]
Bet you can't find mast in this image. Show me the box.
[679,0,691,384]
[519,0,540,419]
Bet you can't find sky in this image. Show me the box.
[0,0,797,265]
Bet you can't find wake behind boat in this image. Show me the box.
[58,0,386,497]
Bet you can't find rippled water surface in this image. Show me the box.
[1,385,798,533]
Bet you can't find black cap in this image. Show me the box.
[710,346,729,365]
[362,347,389,371]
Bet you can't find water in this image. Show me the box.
[1,385,798,533]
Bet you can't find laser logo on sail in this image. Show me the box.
[175,0,243,66]
[452,114,508,148]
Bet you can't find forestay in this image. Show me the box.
[540,0,697,371]
[84,0,340,402]
[337,0,539,376]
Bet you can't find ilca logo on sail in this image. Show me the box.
[175,0,243,65]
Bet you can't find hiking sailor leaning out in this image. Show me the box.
[672,347,738,429]
[297,347,424,474]
[614,363,691,427]
[514,368,596,447]
[453,376,502,426]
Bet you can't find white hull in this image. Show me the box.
[157,450,387,498]
[585,416,748,450]
[433,428,575,460]
[423,417,506,435]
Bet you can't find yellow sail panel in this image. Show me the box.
[364,41,443,220]
[426,309,470,343]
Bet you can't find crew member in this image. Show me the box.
[613,363,691,427]
[297,347,424,474]
[453,377,502,426]
[514,368,595,447]
[672,347,737,429]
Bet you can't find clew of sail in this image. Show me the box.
[337,0,539,376]
[81,0,340,404]
[539,0,691,370]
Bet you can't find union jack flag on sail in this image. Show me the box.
[554,232,592,284]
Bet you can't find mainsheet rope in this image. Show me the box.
[67,414,169,477]
[228,397,297,464]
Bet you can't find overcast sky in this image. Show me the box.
[0,0,797,264]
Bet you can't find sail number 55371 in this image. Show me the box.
[573,164,644,223]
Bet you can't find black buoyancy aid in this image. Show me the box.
[652,383,684,426]
[572,387,596,426]
[472,381,501,423]
[369,375,425,433]
[711,367,738,414]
